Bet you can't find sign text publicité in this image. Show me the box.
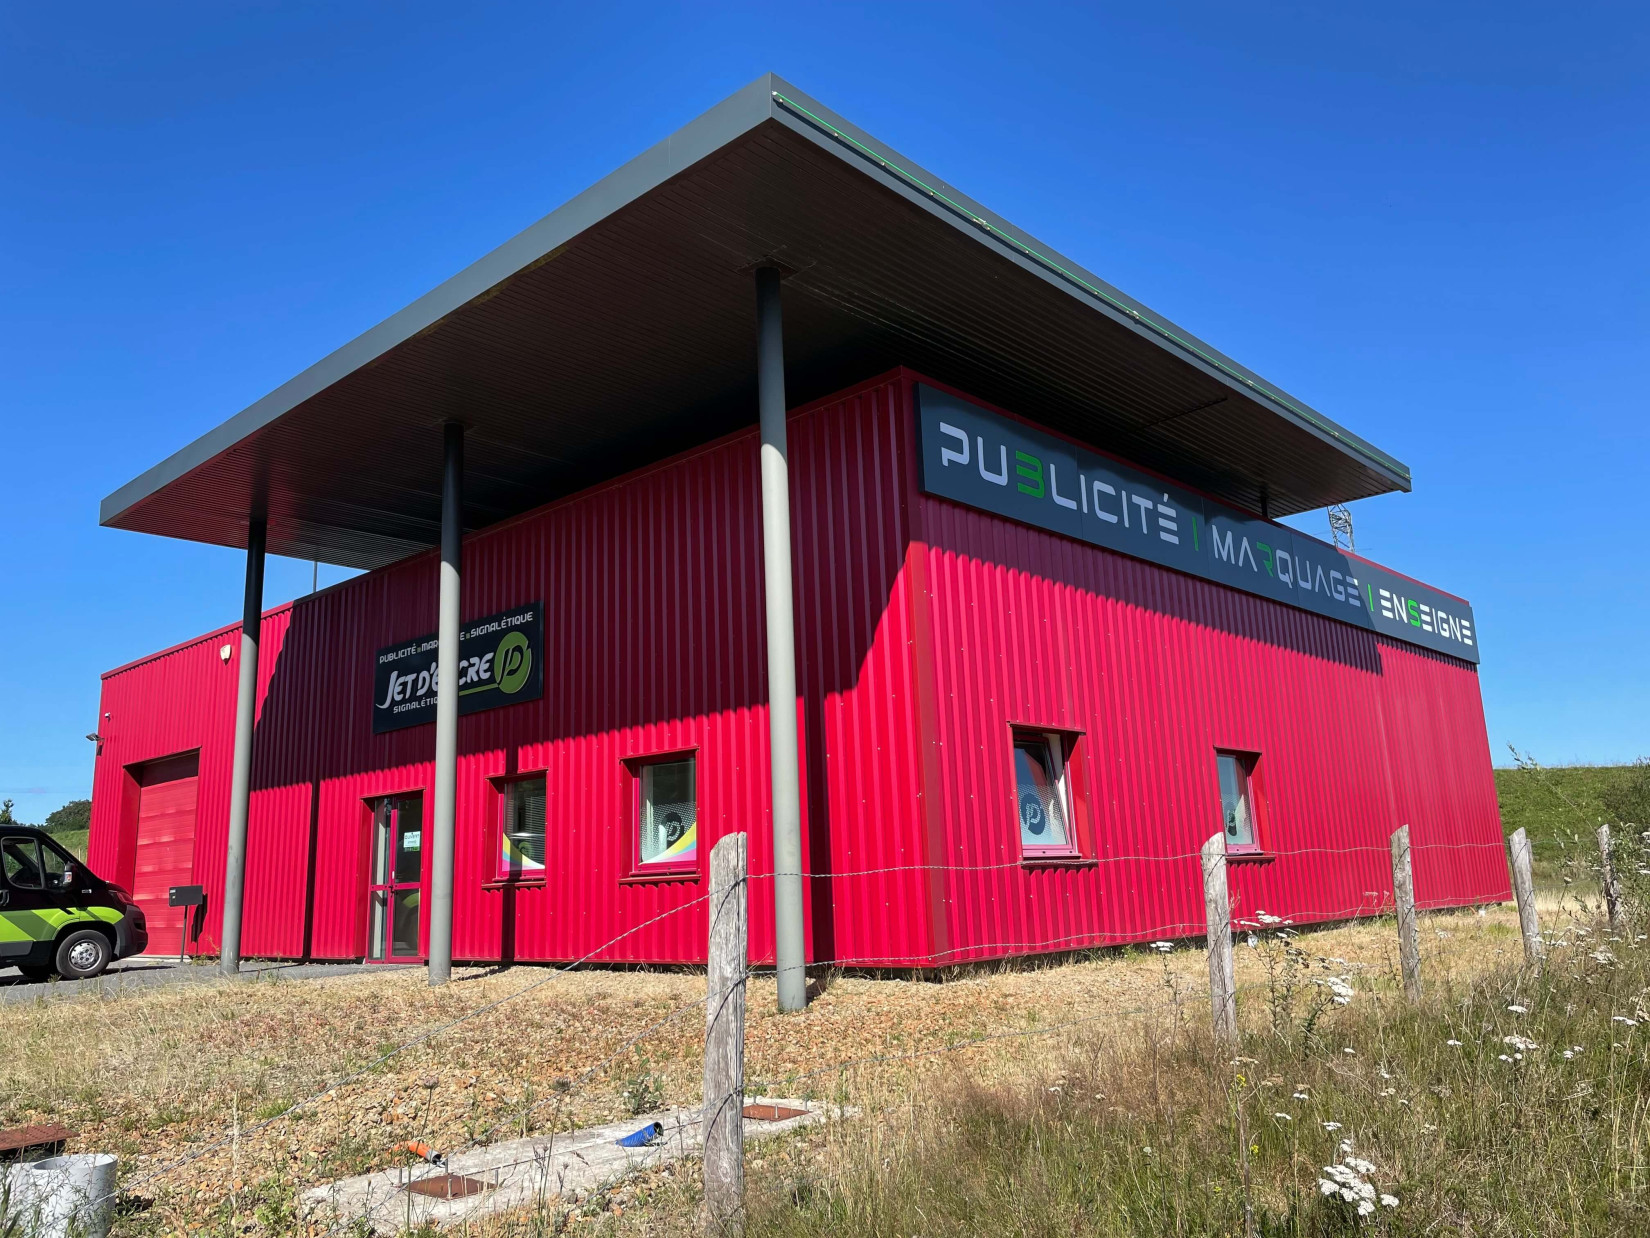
[372,603,545,734]
[915,386,1479,663]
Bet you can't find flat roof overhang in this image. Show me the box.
[100,73,1411,571]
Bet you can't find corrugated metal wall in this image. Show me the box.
[90,374,931,966]
[89,368,1506,968]
[907,376,1508,962]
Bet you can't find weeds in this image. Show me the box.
[618,1057,665,1118]
[746,912,1650,1236]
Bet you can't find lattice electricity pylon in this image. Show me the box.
[1327,504,1355,551]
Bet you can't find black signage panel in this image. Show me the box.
[915,386,1479,662]
[372,602,545,734]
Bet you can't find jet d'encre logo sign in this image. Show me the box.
[372,603,544,734]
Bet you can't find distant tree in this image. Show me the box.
[0,799,14,825]
[45,799,92,835]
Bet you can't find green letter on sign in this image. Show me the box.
[1014,451,1044,498]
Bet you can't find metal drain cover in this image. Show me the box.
[404,1174,488,1199]
[742,1103,808,1121]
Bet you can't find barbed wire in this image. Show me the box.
[740,837,1514,884]
[83,832,1544,1220]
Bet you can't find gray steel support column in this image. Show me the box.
[220,517,266,975]
[756,267,807,1013]
[427,422,463,986]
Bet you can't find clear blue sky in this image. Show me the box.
[2,2,1644,822]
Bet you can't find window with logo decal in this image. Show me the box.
[1012,732,1080,859]
[1215,751,1265,854]
[633,755,698,875]
[497,775,547,879]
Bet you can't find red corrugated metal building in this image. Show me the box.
[90,368,1505,968]
[88,76,1504,978]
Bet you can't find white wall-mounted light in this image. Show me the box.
[220,644,233,662]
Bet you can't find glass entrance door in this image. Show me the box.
[367,794,424,962]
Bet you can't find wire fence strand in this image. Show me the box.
[80,832,1548,1221]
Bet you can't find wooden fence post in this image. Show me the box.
[1598,824,1621,930]
[1201,833,1237,1046]
[1389,825,1422,1002]
[701,832,748,1234]
[1507,827,1543,966]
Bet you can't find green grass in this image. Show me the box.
[48,827,89,861]
[1494,764,1641,862]
[750,916,1650,1237]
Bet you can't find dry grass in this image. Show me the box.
[0,897,1600,1236]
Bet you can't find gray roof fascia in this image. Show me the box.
[98,73,786,529]
[760,79,1410,491]
[102,71,1409,532]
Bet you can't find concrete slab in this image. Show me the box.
[300,1098,826,1234]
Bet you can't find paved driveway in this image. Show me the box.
[0,957,407,1004]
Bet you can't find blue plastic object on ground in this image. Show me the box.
[615,1121,664,1148]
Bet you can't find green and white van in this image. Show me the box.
[0,827,148,981]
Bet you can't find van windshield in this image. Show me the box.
[40,842,70,888]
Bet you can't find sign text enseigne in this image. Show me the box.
[915,386,1478,662]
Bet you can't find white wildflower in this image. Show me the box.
[1323,1121,1343,1131]
[1498,1054,1513,1062]
[1343,1047,1357,1055]
[1507,1004,1527,1014]
[1446,1039,1463,1047]
[1292,1091,1310,1100]
[1150,940,1173,953]
[1503,1035,1539,1052]
[1317,1153,1394,1219]
[1272,1112,1292,1121]
[1612,1016,1639,1026]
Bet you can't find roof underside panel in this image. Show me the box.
[102,76,1408,570]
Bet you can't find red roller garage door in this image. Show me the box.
[131,754,199,954]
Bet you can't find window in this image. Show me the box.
[1216,752,1261,851]
[499,777,547,879]
[1013,733,1075,857]
[638,758,697,871]
[40,842,70,890]
[1,837,43,889]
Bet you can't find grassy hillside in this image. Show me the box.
[1494,763,1644,864]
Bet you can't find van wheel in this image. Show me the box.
[55,930,112,980]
